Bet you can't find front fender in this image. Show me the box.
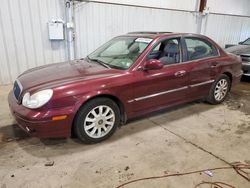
[72,89,125,115]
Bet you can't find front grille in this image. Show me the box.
[13,80,23,101]
[240,55,250,62]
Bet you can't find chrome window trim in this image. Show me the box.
[132,35,221,72]
[147,55,220,70]
[161,55,221,68]
[180,44,221,64]
[132,35,184,72]
[139,53,221,70]
[183,36,221,62]
[147,37,183,66]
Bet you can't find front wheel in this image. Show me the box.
[73,98,120,144]
[207,74,231,104]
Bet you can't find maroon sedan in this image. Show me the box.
[8,32,242,143]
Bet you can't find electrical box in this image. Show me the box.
[48,21,64,40]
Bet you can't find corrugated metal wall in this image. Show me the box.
[207,0,250,16]
[74,2,199,58]
[0,0,67,85]
[202,14,250,47]
[1,0,250,85]
[74,1,250,59]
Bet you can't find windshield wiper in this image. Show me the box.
[87,56,111,69]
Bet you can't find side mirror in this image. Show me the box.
[144,59,163,70]
[239,41,243,45]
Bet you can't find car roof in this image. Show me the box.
[120,31,206,39]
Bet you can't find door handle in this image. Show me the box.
[211,62,219,68]
[174,70,186,77]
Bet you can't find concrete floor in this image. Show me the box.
[1,79,250,188]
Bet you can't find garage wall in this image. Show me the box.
[74,2,199,58]
[74,1,250,58]
[202,0,250,47]
[202,14,250,47]
[1,0,250,85]
[207,0,250,16]
[0,0,66,85]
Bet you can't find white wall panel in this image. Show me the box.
[202,14,250,48]
[1,0,250,85]
[74,2,199,58]
[207,0,250,16]
[0,0,67,85]
[240,18,250,41]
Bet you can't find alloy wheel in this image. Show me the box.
[214,79,228,101]
[84,105,115,139]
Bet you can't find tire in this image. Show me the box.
[73,97,120,144]
[207,74,231,104]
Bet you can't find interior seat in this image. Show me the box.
[159,42,179,65]
[190,45,208,60]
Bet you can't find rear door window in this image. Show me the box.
[184,38,218,61]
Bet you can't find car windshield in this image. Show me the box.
[242,38,250,45]
[88,36,152,70]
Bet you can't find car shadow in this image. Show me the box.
[0,124,29,142]
[0,100,217,158]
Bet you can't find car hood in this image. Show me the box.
[225,45,250,55]
[18,59,122,91]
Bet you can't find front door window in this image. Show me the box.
[148,38,181,65]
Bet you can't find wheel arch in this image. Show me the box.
[222,71,233,90]
[71,94,127,137]
[222,71,232,83]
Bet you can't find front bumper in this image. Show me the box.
[242,61,250,76]
[8,91,74,138]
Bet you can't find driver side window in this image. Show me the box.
[148,38,181,65]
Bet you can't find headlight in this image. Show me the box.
[22,89,53,109]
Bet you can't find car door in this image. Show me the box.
[131,37,190,112]
[182,37,219,99]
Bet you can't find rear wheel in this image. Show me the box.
[207,74,231,104]
[73,98,120,144]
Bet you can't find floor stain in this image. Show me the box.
[226,78,250,115]
[235,122,250,135]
